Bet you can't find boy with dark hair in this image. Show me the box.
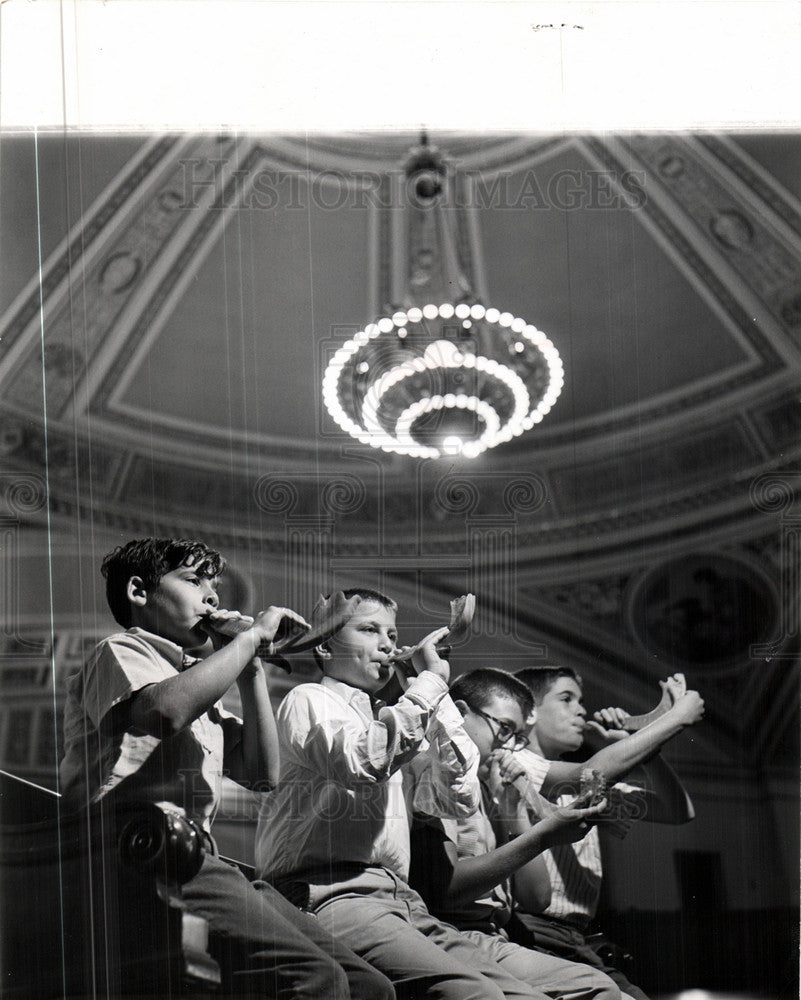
[514,666,580,711]
[505,667,703,803]
[511,665,698,819]
[504,666,702,999]
[60,538,394,1000]
[256,590,615,1000]
[408,667,621,1000]
[448,668,535,727]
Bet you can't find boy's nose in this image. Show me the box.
[204,588,219,609]
[378,632,394,651]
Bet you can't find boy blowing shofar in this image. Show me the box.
[407,668,625,998]
[501,668,702,998]
[407,667,702,1000]
[255,588,622,1000]
[60,538,394,1000]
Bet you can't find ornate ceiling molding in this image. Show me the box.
[1,133,798,561]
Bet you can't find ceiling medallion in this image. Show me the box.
[322,137,564,459]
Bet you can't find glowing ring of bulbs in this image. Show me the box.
[322,303,564,458]
[395,395,502,458]
[362,351,528,427]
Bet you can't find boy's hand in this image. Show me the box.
[662,672,687,703]
[585,706,631,743]
[534,791,607,847]
[667,688,705,727]
[593,706,629,729]
[391,625,451,687]
[410,625,451,683]
[488,750,544,820]
[486,755,527,821]
[251,607,311,648]
[202,609,255,651]
[490,748,530,787]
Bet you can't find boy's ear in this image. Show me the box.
[526,708,537,727]
[315,642,331,661]
[126,575,148,608]
[453,698,470,719]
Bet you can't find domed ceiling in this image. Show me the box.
[1,130,799,773]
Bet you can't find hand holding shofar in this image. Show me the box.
[201,591,364,672]
[388,594,476,685]
[621,674,684,731]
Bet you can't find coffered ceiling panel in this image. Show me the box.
[0,133,149,312]
[478,143,753,423]
[114,173,373,440]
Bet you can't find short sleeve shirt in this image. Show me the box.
[59,628,241,830]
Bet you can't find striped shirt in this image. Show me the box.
[513,748,609,929]
[540,815,603,927]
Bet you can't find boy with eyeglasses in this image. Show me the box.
[407,668,621,999]
[257,592,621,1000]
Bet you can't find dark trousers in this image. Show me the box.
[180,853,395,999]
[507,913,649,1000]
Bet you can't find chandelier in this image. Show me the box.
[322,138,564,459]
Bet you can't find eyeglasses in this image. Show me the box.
[473,707,529,751]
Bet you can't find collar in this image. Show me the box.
[127,627,197,671]
[321,675,384,719]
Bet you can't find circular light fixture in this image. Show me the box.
[322,304,563,459]
[322,135,564,459]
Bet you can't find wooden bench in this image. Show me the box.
[0,769,221,997]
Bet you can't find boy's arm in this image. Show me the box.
[539,687,704,799]
[511,853,553,914]
[610,753,694,825]
[286,627,454,787]
[404,640,480,819]
[408,694,481,820]
[223,657,281,790]
[440,791,604,909]
[505,788,553,912]
[588,697,695,824]
[125,607,307,738]
[281,670,451,786]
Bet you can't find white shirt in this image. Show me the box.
[538,783,643,926]
[436,789,512,931]
[255,672,480,883]
[445,750,551,930]
[60,628,241,831]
